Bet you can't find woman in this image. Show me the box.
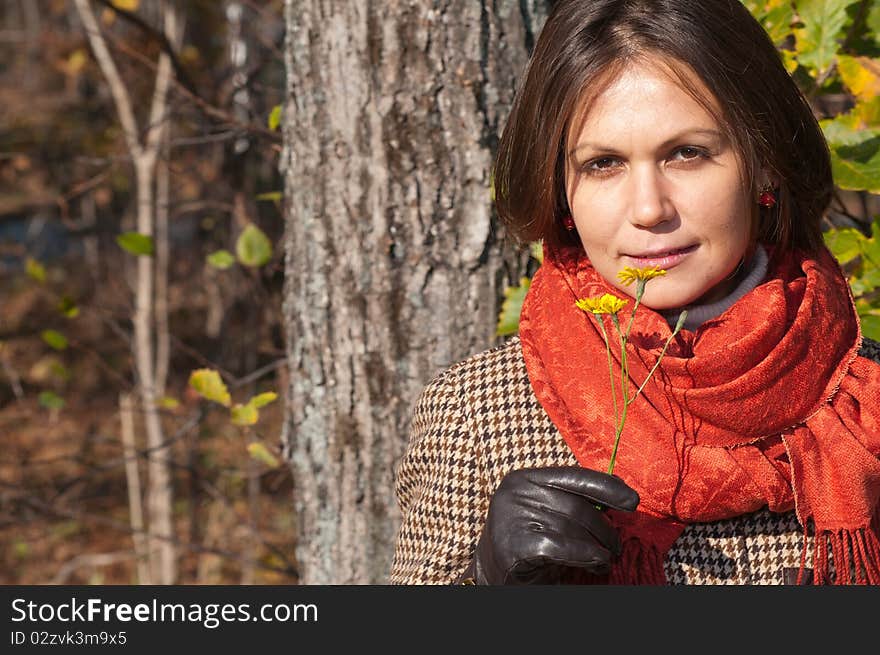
[389,0,880,585]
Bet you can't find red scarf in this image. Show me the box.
[519,242,880,584]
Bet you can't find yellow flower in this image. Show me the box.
[617,266,667,286]
[575,294,628,315]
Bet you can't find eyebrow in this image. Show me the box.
[569,128,725,158]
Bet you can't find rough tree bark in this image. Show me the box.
[281,0,550,584]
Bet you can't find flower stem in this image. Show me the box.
[607,394,628,475]
[608,313,628,476]
[597,318,619,429]
[633,309,687,400]
[624,279,645,340]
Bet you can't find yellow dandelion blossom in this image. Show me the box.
[617,266,667,286]
[575,293,628,315]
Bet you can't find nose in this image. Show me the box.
[628,165,674,228]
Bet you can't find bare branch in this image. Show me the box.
[72,0,142,159]
[93,0,200,96]
[120,392,152,584]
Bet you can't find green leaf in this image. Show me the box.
[116,232,154,256]
[235,224,273,267]
[781,48,800,75]
[256,191,282,202]
[268,104,282,131]
[231,402,259,426]
[207,249,236,270]
[829,136,880,193]
[247,441,281,468]
[851,265,880,295]
[25,257,46,283]
[529,241,544,264]
[823,226,863,263]
[50,361,71,382]
[247,391,277,409]
[794,0,860,76]
[860,225,880,267]
[41,329,68,351]
[867,1,880,48]
[858,312,880,341]
[760,1,796,44]
[38,390,65,410]
[58,295,79,318]
[823,120,880,192]
[188,368,231,407]
[741,0,761,17]
[821,115,872,146]
[496,277,531,337]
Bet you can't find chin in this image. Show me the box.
[637,289,698,311]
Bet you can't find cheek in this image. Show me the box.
[717,194,753,241]
[571,188,621,242]
[690,179,751,235]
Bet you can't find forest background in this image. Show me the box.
[2,0,880,585]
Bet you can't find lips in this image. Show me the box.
[623,244,698,269]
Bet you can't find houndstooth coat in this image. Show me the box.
[389,335,880,585]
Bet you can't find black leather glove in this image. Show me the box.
[459,466,639,585]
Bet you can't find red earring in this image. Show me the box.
[759,185,777,208]
[563,215,575,230]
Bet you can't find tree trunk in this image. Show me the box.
[280,0,550,584]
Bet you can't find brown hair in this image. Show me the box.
[493,0,832,253]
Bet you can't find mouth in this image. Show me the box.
[623,244,698,269]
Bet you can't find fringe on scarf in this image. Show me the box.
[608,538,666,585]
[801,507,880,585]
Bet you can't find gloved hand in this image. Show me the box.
[459,466,639,585]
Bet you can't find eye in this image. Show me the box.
[583,156,622,176]
[670,146,709,162]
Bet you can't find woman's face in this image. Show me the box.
[566,60,756,310]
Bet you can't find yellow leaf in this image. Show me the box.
[188,369,231,407]
[29,355,65,384]
[781,49,799,75]
[845,97,880,130]
[231,403,259,426]
[25,258,46,283]
[66,49,88,75]
[110,0,140,10]
[268,105,282,131]
[247,442,280,468]
[181,45,201,64]
[247,391,277,410]
[837,55,880,102]
[157,396,180,410]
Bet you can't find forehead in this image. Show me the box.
[568,57,725,143]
